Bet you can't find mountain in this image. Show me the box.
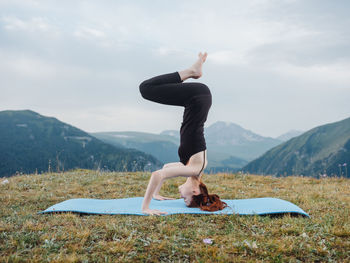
[91,131,179,165]
[276,129,304,141]
[242,117,350,177]
[0,110,162,177]
[160,130,180,140]
[205,121,283,162]
[93,121,284,173]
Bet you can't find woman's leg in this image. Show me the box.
[139,52,208,107]
[179,51,208,81]
[139,71,187,106]
[139,72,210,107]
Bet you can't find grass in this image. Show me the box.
[0,170,349,262]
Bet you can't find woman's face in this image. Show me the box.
[178,177,200,206]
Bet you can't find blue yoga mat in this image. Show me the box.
[38,197,309,217]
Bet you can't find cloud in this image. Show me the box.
[0,0,349,138]
[74,26,106,39]
[209,50,249,66]
[2,15,59,35]
[271,61,350,87]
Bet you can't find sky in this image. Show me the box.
[0,0,349,138]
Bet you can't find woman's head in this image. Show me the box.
[178,176,201,206]
[178,176,228,211]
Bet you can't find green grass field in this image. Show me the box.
[1,170,349,262]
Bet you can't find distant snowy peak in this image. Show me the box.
[276,129,304,141]
[112,134,133,138]
[160,130,179,138]
[242,131,262,142]
[209,121,243,130]
[206,121,267,143]
[159,121,291,145]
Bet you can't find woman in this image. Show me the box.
[139,52,227,215]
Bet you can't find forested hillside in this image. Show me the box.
[243,117,350,177]
[0,110,162,177]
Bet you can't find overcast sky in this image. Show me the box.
[0,0,349,138]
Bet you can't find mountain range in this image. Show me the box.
[92,121,288,173]
[1,109,348,178]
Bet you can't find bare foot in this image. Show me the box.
[189,52,208,79]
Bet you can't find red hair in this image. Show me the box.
[188,181,228,211]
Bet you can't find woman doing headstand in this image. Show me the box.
[139,52,227,215]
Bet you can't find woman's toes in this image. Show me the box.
[202,52,208,62]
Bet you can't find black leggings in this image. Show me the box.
[139,71,211,169]
[139,71,211,107]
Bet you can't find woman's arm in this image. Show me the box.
[141,164,202,215]
[163,162,185,169]
[141,171,168,215]
[153,179,176,200]
[152,162,184,200]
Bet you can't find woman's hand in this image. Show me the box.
[153,194,176,201]
[142,208,168,215]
